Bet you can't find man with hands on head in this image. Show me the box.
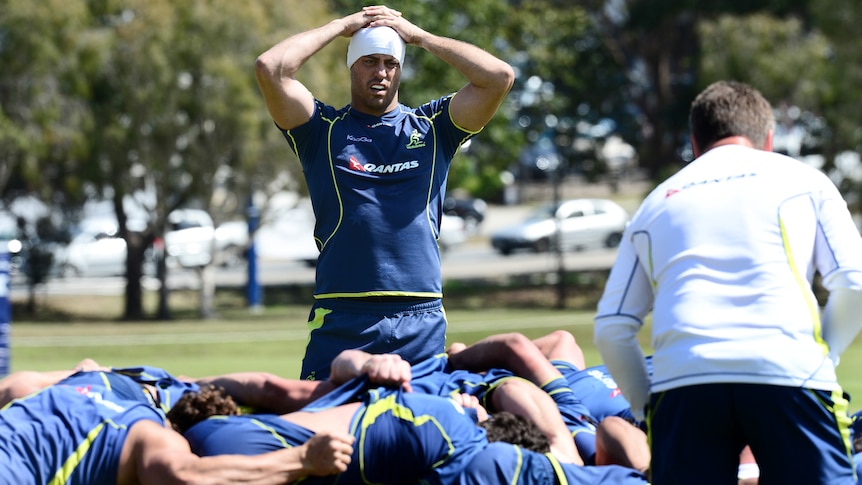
[255,5,514,381]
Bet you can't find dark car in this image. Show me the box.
[443,196,487,235]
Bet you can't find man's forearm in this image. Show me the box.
[147,430,352,484]
[159,446,324,485]
[257,18,348,81]
[448,333,559,385]
[328,349,373,384]
[194,373,322,414]
[594,322,650,422]
[491,379,583,465]
[415,33,512,91]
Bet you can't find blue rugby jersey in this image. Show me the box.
[409,353,509,404]
[553,358,654,428]
[0,385,164,485]
[300,355,509,413]
[57,370,156,406]
[346,388,488,485]
[109,365,200,412]
[283,96,476,298]
[184,414,314,457]
[457,442,650,485]
[185,388,487,485]
[541,376,599,464]
[57,366,199,413]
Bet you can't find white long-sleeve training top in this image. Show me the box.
[594,145,862,420]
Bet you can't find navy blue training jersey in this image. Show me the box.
[283,96,476,298]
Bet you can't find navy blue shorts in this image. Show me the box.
[299,298,447,381]
[648,383,855,485]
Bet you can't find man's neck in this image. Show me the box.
[696,136,758,158]
[707,136,755,150]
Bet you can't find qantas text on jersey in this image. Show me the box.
[350,160,420,173]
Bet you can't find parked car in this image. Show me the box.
[443,196,486,236]
[163,208,215,269]
[490,198,628,256]
[213,220,249,267]
[438,213,468,253]
[254,204,320,267]
[58,219,129,277]
[58,209,215,277]
[256,200,469,262]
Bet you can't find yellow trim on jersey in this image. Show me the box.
[354,394,456,484]
[480,376,529,409]
[818,388,855,475]
[778,216,827,355]
[546,452,568,485]
[306,307,332,346]
[249,417,295,449]
[322,109,351,251]
[446,92,484,137]
[49,419,125,485]
[508,444,526,485]
[541,376,573,396]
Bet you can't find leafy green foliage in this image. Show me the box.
[0,0,343,318]
[698,14,830,107]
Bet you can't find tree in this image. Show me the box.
[577,0,815,181]
[810,0,862,214]
[0,0,342,319]
[696,7,862,215]
[697,13,833,158]
[0,0,94,210]
[75,0,241,320]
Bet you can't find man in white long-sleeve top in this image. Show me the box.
[594,80,862,485]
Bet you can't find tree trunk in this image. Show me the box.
[123,232,147,321]
[156,242,170,321]
[26,283,36,314]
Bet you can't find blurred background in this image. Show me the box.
[1,0,861,322]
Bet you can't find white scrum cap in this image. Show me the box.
[346,26,406,69]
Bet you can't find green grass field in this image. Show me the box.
[8,299,862,413]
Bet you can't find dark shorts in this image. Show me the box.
[648,383,856,485]
[299,298,447,380]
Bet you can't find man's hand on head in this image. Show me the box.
[362,5,426,46]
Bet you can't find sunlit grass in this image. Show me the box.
[9,302,862,415]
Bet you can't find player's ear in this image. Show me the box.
[690,135,702,158]
[763,130,774,152]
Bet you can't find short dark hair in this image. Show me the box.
[689,80,775,152]
[479,411,551,453]
[166,384,239,434]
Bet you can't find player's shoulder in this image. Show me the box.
[411,94,456,118]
